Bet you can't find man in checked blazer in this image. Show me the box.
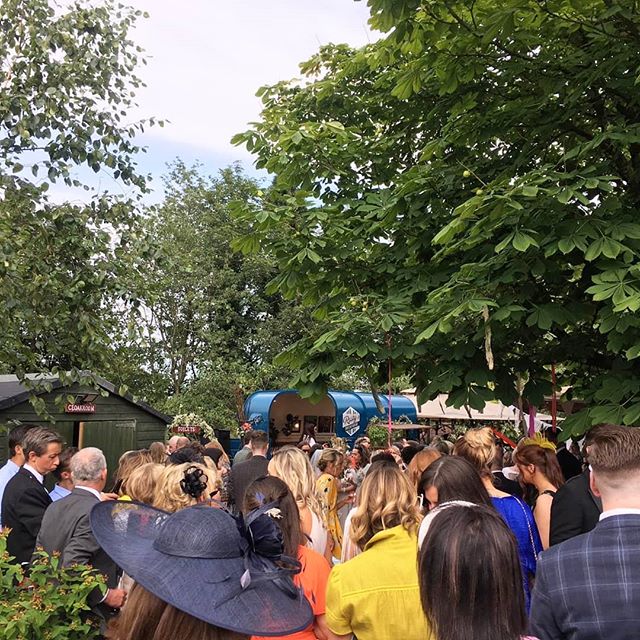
[530,424,640,640]
[1,427,63,566]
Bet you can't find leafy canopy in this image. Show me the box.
[233,0,640,438]
[0,0,157,394]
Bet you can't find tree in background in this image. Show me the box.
[0,0,157,390]
[233,0,640,438]
[105,162,313,431]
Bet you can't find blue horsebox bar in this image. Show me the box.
[244,389,417,444]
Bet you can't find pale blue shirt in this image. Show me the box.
[0,459,20,526]
[49,484,72,502]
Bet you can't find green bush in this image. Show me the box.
[0,532,104,640]
[366,421,390,448]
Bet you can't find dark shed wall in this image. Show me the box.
[0,384,167,465]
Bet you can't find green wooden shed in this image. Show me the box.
[0,374,170,481]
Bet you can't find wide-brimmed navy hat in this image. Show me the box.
[90,501,313,636]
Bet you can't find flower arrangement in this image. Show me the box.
[168,413,214,442]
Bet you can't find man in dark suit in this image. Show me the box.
[530,424,640,640]
[230,430,269,510]
[34,447,126,624]
[1,427,62,566]
[549,468,602,545]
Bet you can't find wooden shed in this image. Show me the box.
[0,374,170,480]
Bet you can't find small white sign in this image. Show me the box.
[342,407,361,436]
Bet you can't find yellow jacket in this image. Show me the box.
[326,524,430,640]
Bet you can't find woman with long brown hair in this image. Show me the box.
[244,476,331,640]
[514,439,565,549]
[325,464,428,640]
[419,504,536,640]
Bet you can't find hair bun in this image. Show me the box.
[180,466,208,499]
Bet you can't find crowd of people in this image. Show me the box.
[0,420,639,639]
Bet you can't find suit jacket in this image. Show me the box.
[530,514,640,640]
[1,467,51,565]
[549,470,602,546]
[230,455,268,510]
[34,488,119,614]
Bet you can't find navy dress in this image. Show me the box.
[492,495,543,612]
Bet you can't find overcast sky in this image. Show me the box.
[52,1,375,203]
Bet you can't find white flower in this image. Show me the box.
[265,507,283,519]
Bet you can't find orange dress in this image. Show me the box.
[252,545,331,640]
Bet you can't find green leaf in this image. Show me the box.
[512,231,538,252]
[414,321,439,343]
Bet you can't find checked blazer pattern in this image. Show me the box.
[530,514,640,640]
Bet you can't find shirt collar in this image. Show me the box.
[74,485,102,501]
[52,484,72,497]
[23,463,44,484]
[600,508,640,521]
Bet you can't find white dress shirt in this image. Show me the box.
[0,459,20,526]
[23,463,44,484]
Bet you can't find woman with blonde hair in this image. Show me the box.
[514,438,565,549]
[153,462,218,513]
[325,463,428,640]
[126,463,164,505]
[407,447,442,491]
[316,449,351,561]
[112,449,153,498]
[454,427,542,610]
[268,446,330,559]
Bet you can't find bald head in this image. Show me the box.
[167,436,180,454]
[71,447,107,490]
[176,436,190,449]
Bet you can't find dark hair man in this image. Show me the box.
[49,446,78,502]
[34,447,126,630]
[1,427,63,566]
[230,430,269,511]
[530,424,640,640]
[0,423,38,526]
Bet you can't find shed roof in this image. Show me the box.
[0,374,171,423]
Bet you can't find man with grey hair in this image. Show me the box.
[34,447,126,627]
[2,426,62,565]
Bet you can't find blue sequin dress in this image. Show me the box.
[492,495,543,612]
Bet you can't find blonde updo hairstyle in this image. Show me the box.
[153,462,218,513]
[349,463,422,549]
[453,427,496,479]
[317,448,344,473]
[268,445,323,518]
